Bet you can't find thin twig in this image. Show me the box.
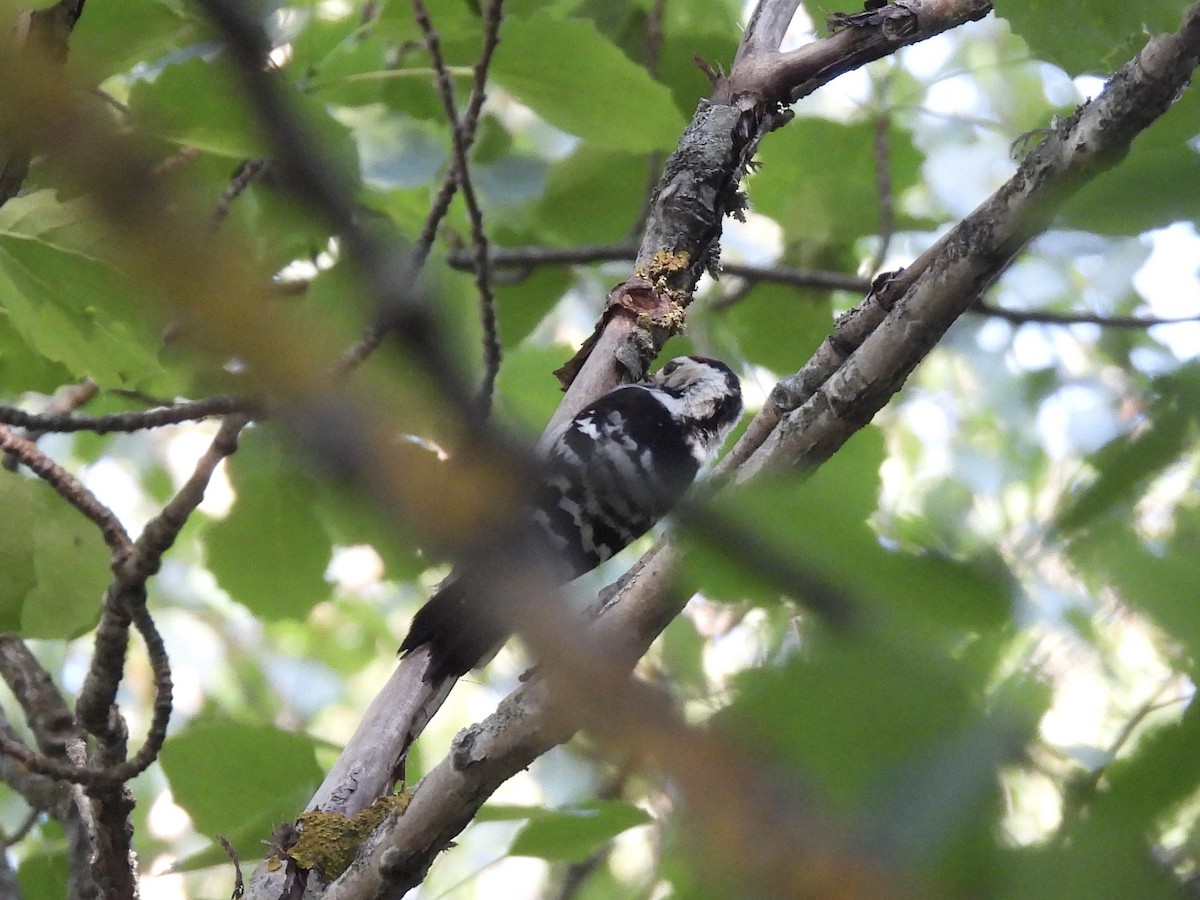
[0,426,132,556]
[0,394,254,434]
[340,0,504,375]
[0,807,42,847]
[211,158,268,232]
[219,833,246,899]
[972,301,1200,329]
[2,377,97,470]
[411,0,502,417]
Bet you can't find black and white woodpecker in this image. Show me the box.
[400,355,744,681]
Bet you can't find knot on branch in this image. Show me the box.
[554,269,690,389]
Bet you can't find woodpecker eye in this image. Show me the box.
[661,359,682,376]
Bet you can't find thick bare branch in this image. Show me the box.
[740,1,1200,477]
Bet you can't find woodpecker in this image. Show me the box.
[400,355,743,681]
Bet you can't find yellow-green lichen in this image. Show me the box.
[636,249,691,283]
[281,792,411,881]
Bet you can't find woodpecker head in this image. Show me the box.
[652,356,743,458]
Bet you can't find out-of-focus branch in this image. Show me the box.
[971,301,1200,329]
[325,541,903,900]
[0,0,87,206]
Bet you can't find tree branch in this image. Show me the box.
[0,394,254,435]
[411,0,502,417]
[740,1,1200,477]
[304,3,1200,896]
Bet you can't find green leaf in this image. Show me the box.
[1057,367,1200,532]
[682,425,885,606]
[494,342,572,433]
[17,848,69,899]
[491,11,686,150]
[684,425,1012,639]
[0,311,73,393]
[750,117,925,244]
[206,433,331,620]
[1003,703,1200,900]
[0,192,165,388]
[509,800,651,862]
[720,638,972,811]
[128,57,265,158]
[998,0,1184,76]
[0,474,108,638]
[23,513,110,639]
[71,0,193,81]
[725,280,833,374]
[658,29,742,117]
[493,265,572,348]
[1056,418,1189,534]
[1069,510,1200,669]
[536,148,647,243]
[1061,89,1200,233]
[160,719,323,857]
[0,478,40,632]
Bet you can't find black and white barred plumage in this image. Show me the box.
[400,356,743,681]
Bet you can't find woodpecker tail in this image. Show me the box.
[399,578,507,682]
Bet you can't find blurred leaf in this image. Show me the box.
[1056,417,1189,533]
[129,57,266,158]
[17,847,69,899]
[494,341,571,432]
[491,10,686,150]
[71,0,192,82]
[1069,510,1200,668]
[537,147,647,243]
[725,281,833,374]
[750,117,925,244]
[998,0,1183,76]
[682,424,883,605]
[658,613,709,696]
[685,424,1013,642]
[509,800,651,862]
[160,718,323,858]
[1057,367,1200,533]
[0,192,165,388]
[311,468,431,585]
[1003,702,1200,900]
[0,474,108,638]
[492,265,572,348]
[206,433,331,620]
[720,638,973,811]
